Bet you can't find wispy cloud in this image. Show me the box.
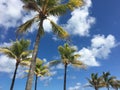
[77,34,116,66]
[68,83,84,90]
[65,0,95,36]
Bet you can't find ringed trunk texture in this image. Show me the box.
[25,20,43,90]
[35,75,38,90]
[63,64,67,90]
[10,62,19,90]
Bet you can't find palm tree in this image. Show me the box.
[0,39,31,90]
[50,43,86,90]
[34,59,50,90]
[102,72,116,90]
[87,73,105,90]
[110,80,120,90]
[17,0,83,89]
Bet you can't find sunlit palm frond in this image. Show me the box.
[50,20,69,39]
[17,17,36,34]
[67,0,83,10]
[71,60,86,69]
[20,50,32,59]
[0,47,17,59]
[20,58,31,66]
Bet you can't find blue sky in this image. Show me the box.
[0,0,120,90]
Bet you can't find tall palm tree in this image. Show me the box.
[0,39,31,90]
[87,73,105,90]
[50,43,86,90]
[17,0,83,89]
[102,72,116,90]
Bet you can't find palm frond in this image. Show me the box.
[67,0,83,10]
[48,4,68,16]
[22,0,40,12]
[50,20,69,39]
[17,17,36,34]
[0,48,16,59]
[71,60,86,69]
[20,58,31,66]
[49,60,61,66]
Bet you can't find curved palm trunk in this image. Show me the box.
[63,64,68,90]
[25,20,44,90]
[10,62,19,90]
[35,75,38,90]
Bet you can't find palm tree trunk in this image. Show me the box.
[25,20,44,90]
[95,87,98,90]
[10,62,19,90]
[63,64,67,90]
[35,75,38,90]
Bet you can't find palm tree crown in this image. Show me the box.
[0,39,31,90]
[87,73,105,90]
[50,43,86,90]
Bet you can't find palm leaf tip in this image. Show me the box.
[50,21,69,39]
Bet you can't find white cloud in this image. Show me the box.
[0,55,15,73]
[57,76,63,80]
[77,34,116,66]
[0,42,12,47]
[65,0,95,36]
[0,0,23,28]
[68,83,83,90]
[0,54,28,78]
[43,16,59,32]
[56,63,64,69]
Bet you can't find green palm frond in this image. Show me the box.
[17,17,36,34]
[71,60,86,69]
[11,39,30,57]
[36,58,43,65]
[48,4,68,16]
[20,50,32,59]
[20,58,31,66]
[67,0,83,10]
[0,48,17,59]
[22,0,40,12]
[50,20,69,39]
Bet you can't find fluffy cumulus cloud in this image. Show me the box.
[65,0,95,36]
[77,34,116,66]
[0,0,23,28]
